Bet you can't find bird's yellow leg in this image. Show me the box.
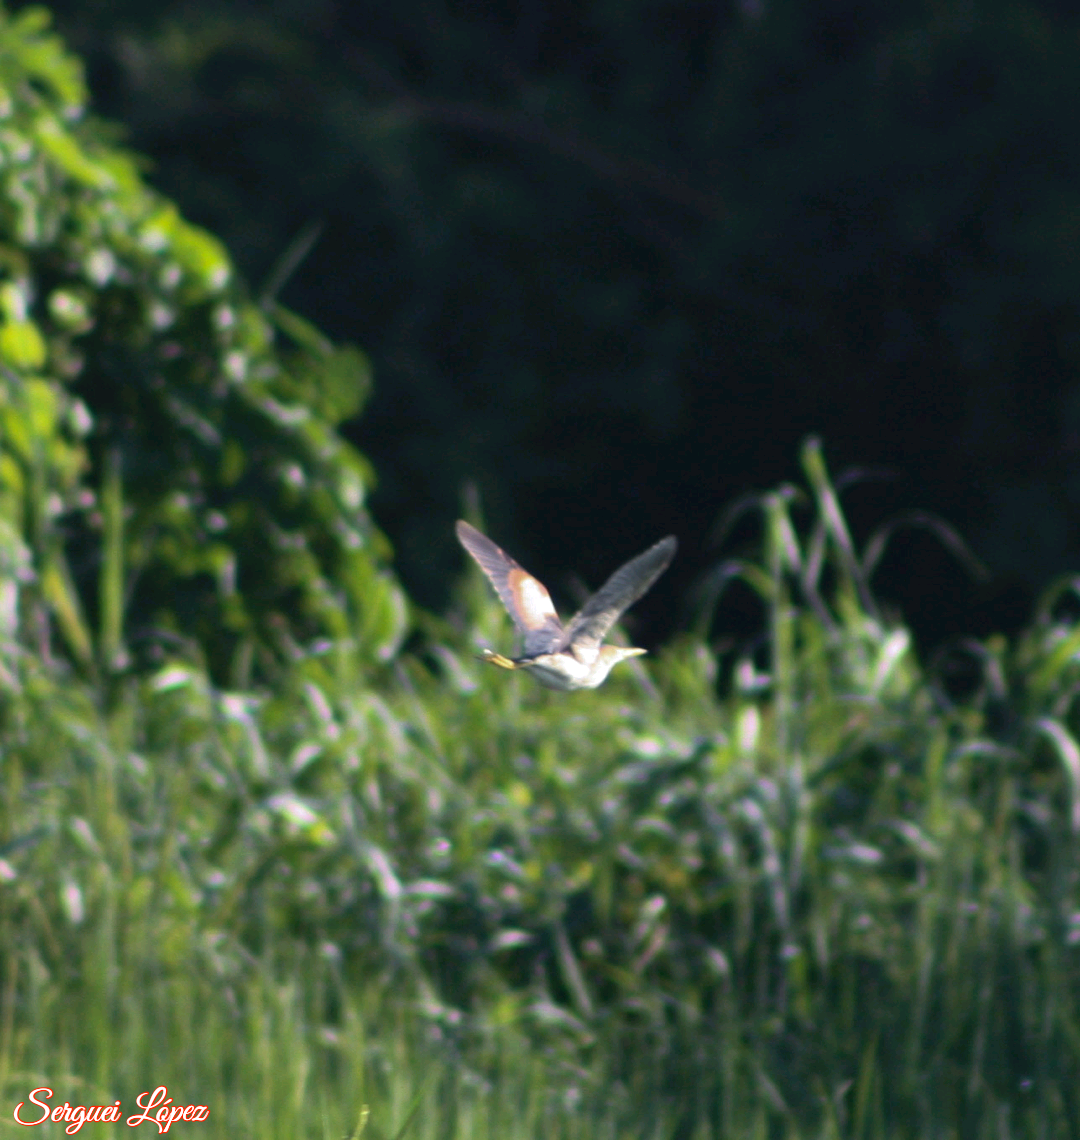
[477,649,518,670]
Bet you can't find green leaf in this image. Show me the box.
[33,114,113,188]
[0,318,47,369]
[6,7,86,110]
[272,303,332,355]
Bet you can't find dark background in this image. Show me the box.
[39,0,1080,652]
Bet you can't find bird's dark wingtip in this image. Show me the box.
[653,535,678,565]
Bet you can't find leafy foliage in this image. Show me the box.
[0,5,405,683]
[5,434,1080,1135]
[3,10,1080,1137]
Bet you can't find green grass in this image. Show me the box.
[2,441,1079,1138]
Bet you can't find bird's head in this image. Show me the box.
[589,644,646,686]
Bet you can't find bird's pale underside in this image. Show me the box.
[456,520,677,690]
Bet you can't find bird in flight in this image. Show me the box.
[456,520,676,690]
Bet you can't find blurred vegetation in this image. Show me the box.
[0,3,405,685]
[3,7,1080,1138]
[32,0,1080,645]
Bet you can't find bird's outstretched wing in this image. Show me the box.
[456,521,566,656]
[563,536,677,662]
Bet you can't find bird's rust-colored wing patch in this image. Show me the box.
[456,520,565,654]
[505,567,559,631]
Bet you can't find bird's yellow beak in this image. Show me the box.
[602,646,646,662]
[477,649,519,670]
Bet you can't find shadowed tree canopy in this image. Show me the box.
[0,4,405,683]
[37,0,1080,650]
